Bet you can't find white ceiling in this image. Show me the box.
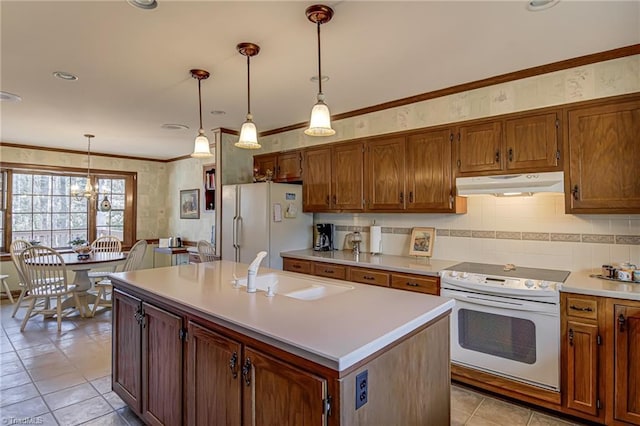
[1,1,638,160]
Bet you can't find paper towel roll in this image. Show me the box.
[370,226,382,254]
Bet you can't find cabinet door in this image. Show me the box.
[567,98,640,213]
[566,320,600,416]
[276,151,303,182]
[186,321,242,426]
[613,304,640,424]
[254,153,277,179]
[242,347,328,426]
[458,121,503,174]
[366,136,406,210]
[141,302,183,426]
[302,147,332,212]
[332,142,364,210]
[406,129,454,211]
[505,112,559,171]
[113,290,142,415]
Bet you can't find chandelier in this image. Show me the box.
[71,134,111,211]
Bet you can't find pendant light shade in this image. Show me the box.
[190,69,214,158]
[235,43,261,149]
[305,4,335,137]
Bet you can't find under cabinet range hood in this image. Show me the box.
[456,171,564,196]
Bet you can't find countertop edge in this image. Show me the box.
[560,270,640,301]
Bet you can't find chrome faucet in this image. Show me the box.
[246,251,268,293]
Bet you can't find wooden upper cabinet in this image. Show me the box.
[505,112,560,171]
[332,141,364,211]
[567,96,640,213]
[253,153,277,179]
[613,304,640,425]
[302,147,332,211]
[186,321,242,426]
[303,143,363,212]
[275,150,303,182]
[458,121,503,174]
[254,151,303,183]
[243,346,328,426]
[366,136,406,210]
[406,129,456,212]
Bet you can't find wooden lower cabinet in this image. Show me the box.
[113,282,452,426]
[283,258,440,295]
[560,293,640,425]
[113,289,183,426]
[610,303,640,425]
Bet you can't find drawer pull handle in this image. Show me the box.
[242,358,252,386]
[324,269,334,274]
[619,314,626,333]
[568,328,574,346]
[569,305,593,312]
[363,275,375,281]
[292,264,301,269]
[229,352,238,379]
[406,282,419,287]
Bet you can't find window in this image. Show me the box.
[1,164,136,252]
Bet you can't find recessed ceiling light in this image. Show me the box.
[127,0,157,10]
[210,110,226,115]
[52,71,78,81]
[527,0,560,11]
[0,91,22,102]
[161,123,189,130]
[310,75,330,83]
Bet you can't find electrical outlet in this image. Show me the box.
[355,370,368,409]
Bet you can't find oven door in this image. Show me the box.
[442,288,560,391]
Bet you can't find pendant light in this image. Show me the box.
[190,69,214,158]
[235,42,261,149]
[304,4,335,137]
[71,134,99,201]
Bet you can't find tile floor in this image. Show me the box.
[1,300,585,425]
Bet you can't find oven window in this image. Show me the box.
[458,309,536,364]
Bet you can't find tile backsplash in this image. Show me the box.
[316,194,640,272]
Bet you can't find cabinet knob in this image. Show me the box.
[618,313,626,333]
[495,150,501,163]
[568,328,574,346]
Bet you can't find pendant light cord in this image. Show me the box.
[86,136,91,178]
[197,78,204,130]
[317,21,322,94]
[247,55,251,116]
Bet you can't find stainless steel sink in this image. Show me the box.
[234,273,353,300]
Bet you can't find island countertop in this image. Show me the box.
[280,249,459,277]
[110,260,454,372]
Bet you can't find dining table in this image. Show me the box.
[59,251,127,317]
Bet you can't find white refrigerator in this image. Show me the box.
[221,182,312,270]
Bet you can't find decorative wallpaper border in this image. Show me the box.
[334,225,640,245]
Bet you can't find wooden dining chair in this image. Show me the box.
[91,239,147,316]
[9,239,33,318]
[91,235,122,253]
[197,240,216,262]
[20,245,83,332]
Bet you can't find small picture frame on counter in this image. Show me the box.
[409,227,435,257]
[180,189,200,219]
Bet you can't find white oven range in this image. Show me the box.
[440,262,570,391]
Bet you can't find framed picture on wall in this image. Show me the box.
[180,189,200,219]
[409,227,435,257]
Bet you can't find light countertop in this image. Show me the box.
[280,249,459,277]
[561,270,640,301]
[110,260,454,372]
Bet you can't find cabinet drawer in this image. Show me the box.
[565,296,598,320]
[283,258,312,274]
[349,267,390,287]
[391,273,438,295]
[313,262,347,280]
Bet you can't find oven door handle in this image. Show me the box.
[444,291,558,315]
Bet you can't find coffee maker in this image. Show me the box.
[313,223,335,251]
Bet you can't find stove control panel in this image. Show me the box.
[442,270,560,294]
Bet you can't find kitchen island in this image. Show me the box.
[109,260,454,426]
